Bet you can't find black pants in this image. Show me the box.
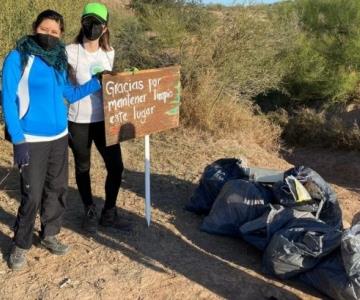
[68,121,123,210]
[14,135,68,249]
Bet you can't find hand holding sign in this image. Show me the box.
[95,70,118,83]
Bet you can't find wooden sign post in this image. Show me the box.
[102,66,181,226]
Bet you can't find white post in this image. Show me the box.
[144,134,151,226]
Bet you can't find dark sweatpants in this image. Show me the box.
[14,135,68,250]
[68,121,123,210]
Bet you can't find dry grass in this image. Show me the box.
[279,108,360,150]
[181,70,281,153]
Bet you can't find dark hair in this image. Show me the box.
[32,9,65,33]
[31,10,78,83]
[74,24,112,52]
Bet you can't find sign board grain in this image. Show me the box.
[102,66,181,146]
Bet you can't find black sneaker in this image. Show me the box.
[8,245,27,270]
[40,236,70,255]
[82,204,98,233]
[99,207,132,231]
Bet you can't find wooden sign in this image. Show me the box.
[102,66,181,146]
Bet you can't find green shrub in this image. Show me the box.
[282,0,360,105]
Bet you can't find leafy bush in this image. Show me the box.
[282,0,360,105]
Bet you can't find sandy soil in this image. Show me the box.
[0,128,359,300]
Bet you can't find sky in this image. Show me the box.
[202,0,281,5]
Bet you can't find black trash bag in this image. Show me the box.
[273,166,342,229]
[185,158,247,215]
[263,217,342,279]
[200,179,272,237]
[342,224,360,278]
[240,205,314,251]
[300,251,357,300]
[299,224,360,300]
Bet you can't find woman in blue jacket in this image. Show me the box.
[1,9,101,270]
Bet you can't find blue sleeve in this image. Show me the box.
[62,74,101,104]
[1,50,25,144]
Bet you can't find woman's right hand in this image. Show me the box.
[13,142,30,167]
[94,71,117,87]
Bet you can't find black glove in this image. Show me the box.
[13,143,30,167]
[94,70,115,84]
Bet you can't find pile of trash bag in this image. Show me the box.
[186,158,359,300]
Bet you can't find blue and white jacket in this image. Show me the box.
[1,50,101,144]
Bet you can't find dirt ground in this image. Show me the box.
[0,128,359,300]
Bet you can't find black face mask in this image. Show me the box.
[34,33,60,50]
[82,21,104,41]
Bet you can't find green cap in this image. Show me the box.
[82,3,108,23]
